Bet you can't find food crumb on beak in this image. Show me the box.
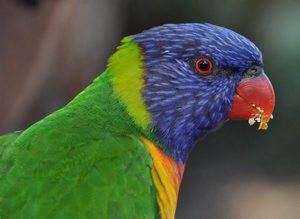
[248,106,274,130]
[248,117,256,126]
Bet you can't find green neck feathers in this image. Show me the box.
[109,37,151,130]
[67,37,151,135]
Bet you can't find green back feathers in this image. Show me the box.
[0,130,158,218]
[109,37,151,130]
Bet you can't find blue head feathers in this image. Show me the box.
[133,23,263,163]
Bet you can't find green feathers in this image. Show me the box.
[109,37,151,130]
[0,49,159,218]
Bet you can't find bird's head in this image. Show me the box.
[110,23,275,163]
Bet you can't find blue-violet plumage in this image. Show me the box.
[133,23,263,163]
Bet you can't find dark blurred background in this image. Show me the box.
[0,0,299,218]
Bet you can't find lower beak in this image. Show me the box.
[228,72,275,129]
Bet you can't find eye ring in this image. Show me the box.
[195,57,213,75]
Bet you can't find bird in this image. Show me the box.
[0,23,275,218]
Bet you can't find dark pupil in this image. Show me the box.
[198,60,210,71]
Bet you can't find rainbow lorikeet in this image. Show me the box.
[0,23,275,218]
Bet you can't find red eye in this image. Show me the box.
[195,57,213,75]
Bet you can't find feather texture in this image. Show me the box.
[0,23,266,219]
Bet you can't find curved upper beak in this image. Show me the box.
[228,71,275,129]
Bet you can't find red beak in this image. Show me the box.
[228,72,275,129]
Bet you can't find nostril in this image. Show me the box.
[250,66,259,74]
[244,65,262,79]
[250,66,258,74]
